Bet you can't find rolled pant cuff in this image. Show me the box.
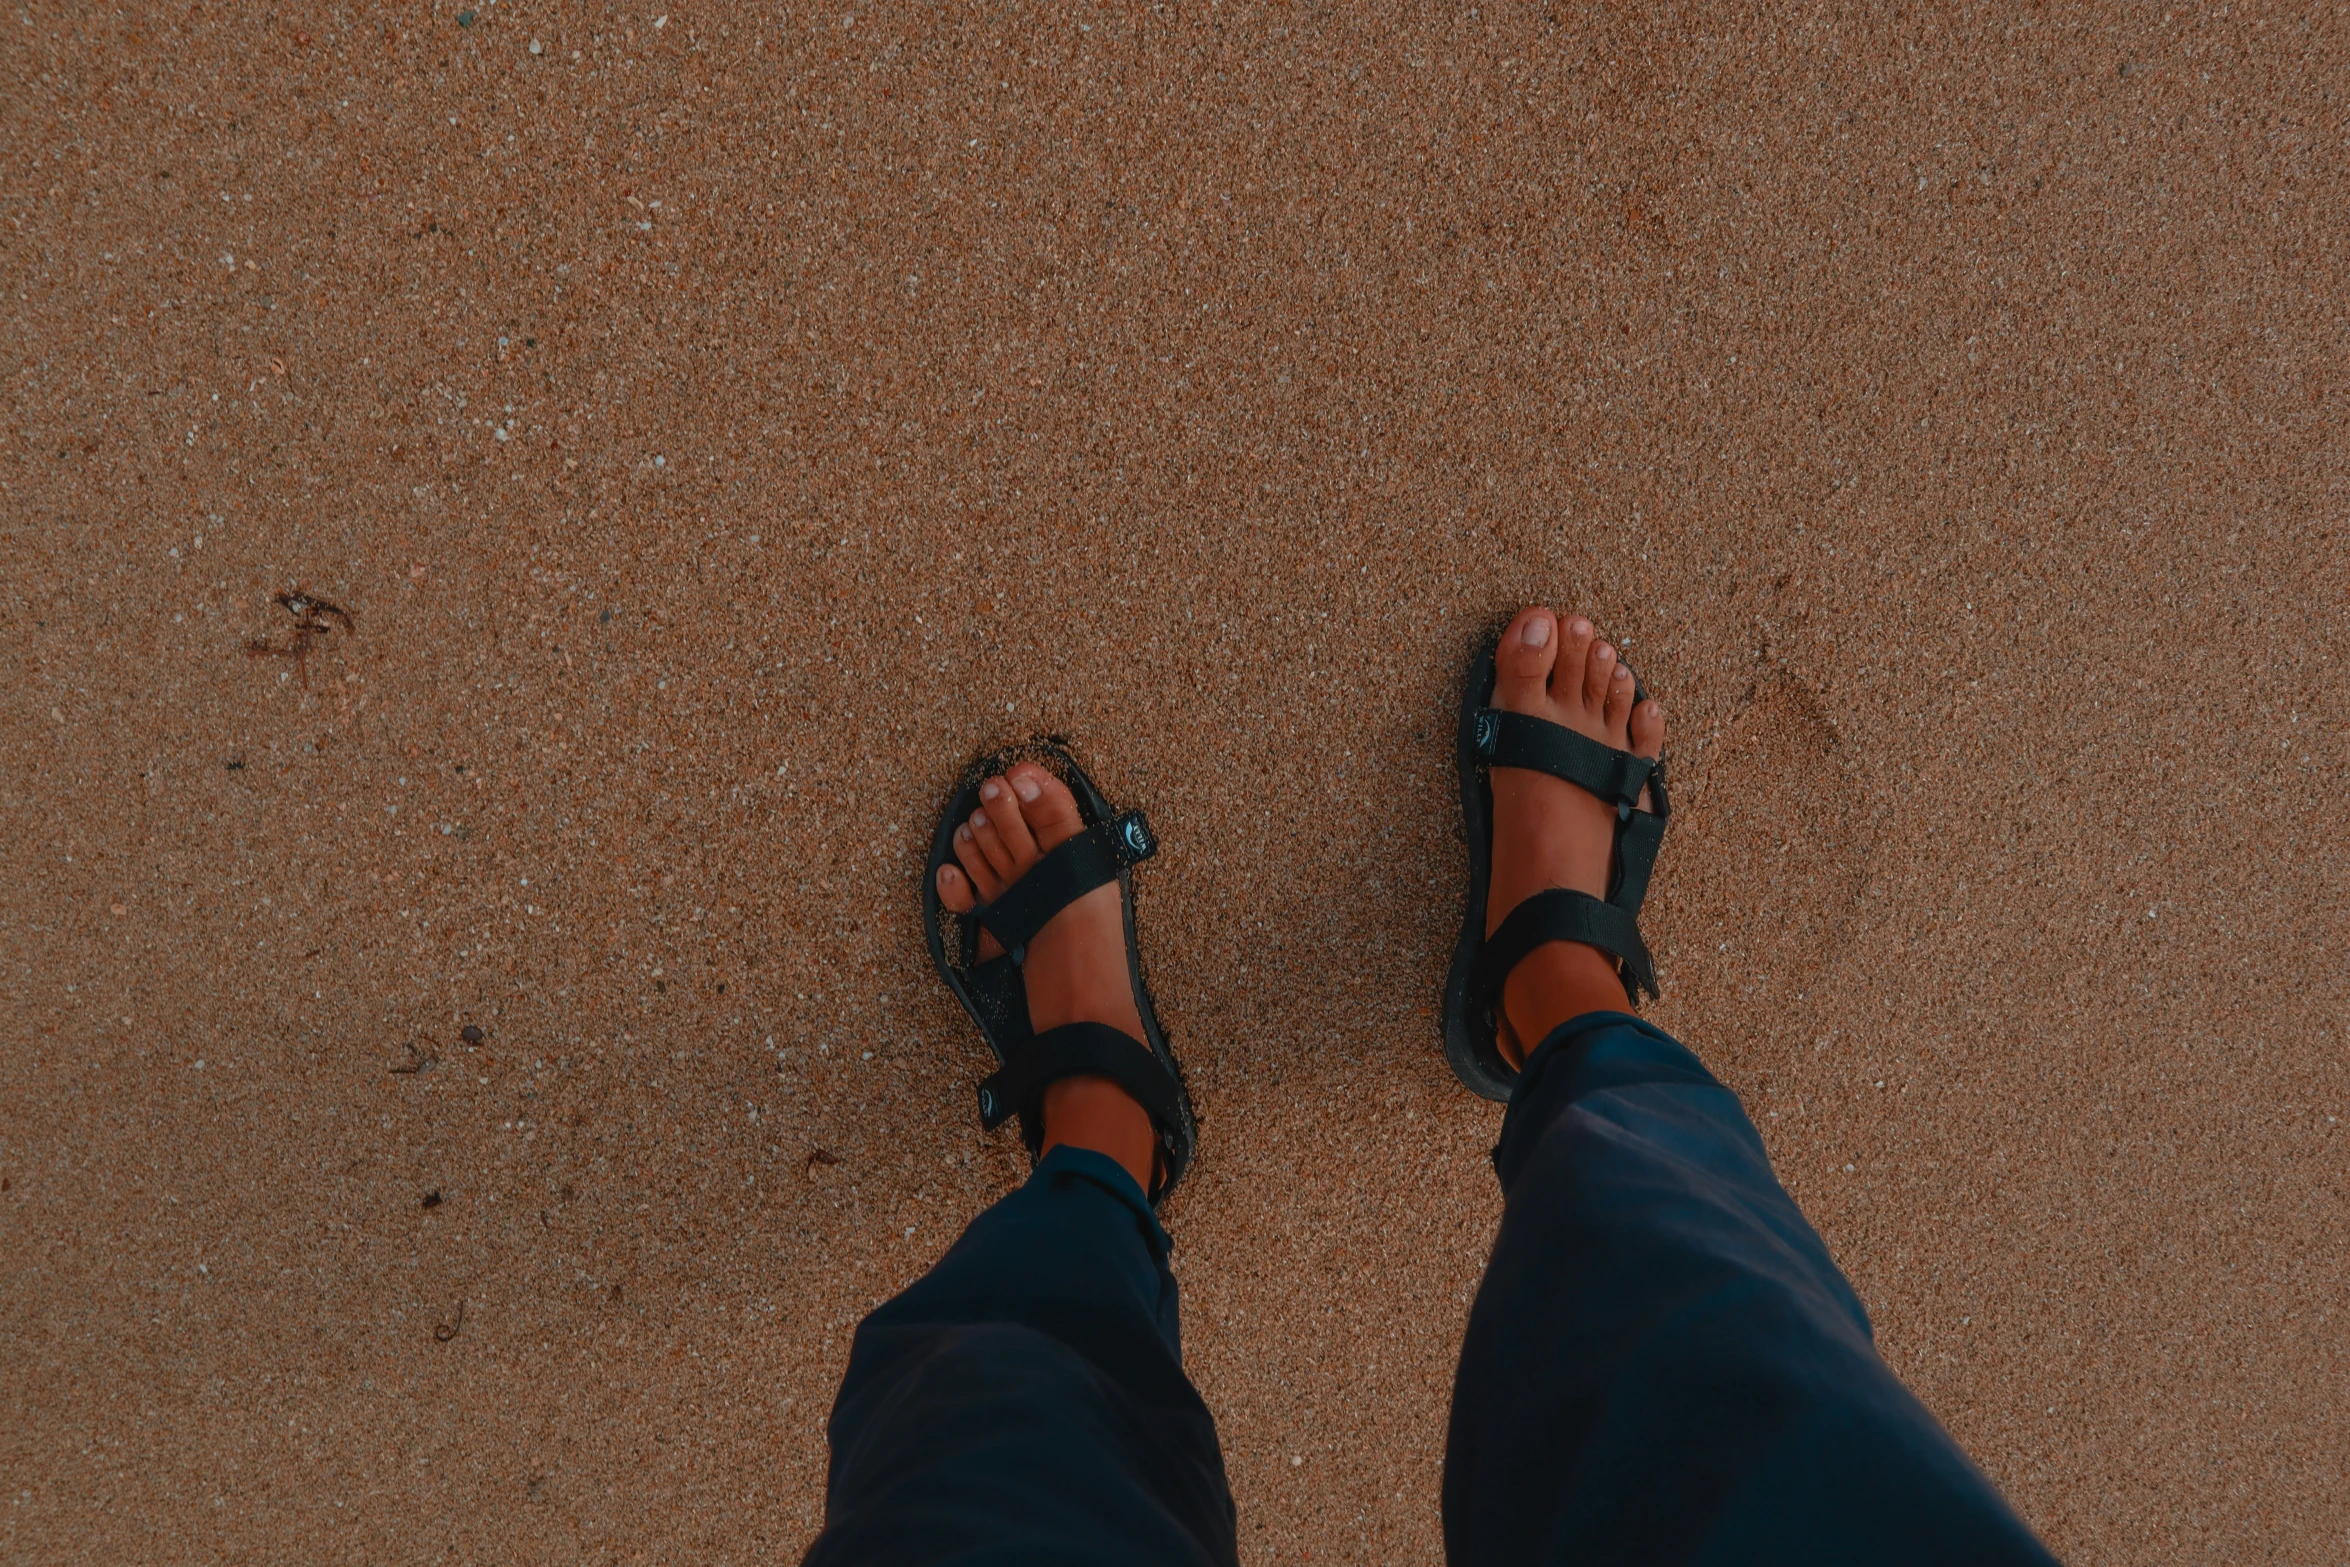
[1493,1009,1724,1192]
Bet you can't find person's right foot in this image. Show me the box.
[935,760,1158,1189]
[1485,606,1667,1064]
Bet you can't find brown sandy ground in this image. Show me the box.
[3,4,2347,1563]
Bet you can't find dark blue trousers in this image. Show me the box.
[808,1014,2059,1566]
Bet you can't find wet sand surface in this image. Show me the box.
[6,4,2347,1562]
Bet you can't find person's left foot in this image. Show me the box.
[936,760,1155,1184]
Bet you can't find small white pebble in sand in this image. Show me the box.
[1291,1456,1303,1467]
[530,38,543,53]
[862,1051,874,1060]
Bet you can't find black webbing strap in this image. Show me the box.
[1473,708,1655,810]
[1610,801,1668,912]
[1471,887,1659,1009]
[976,1021,1185,1150]
[960,810,1156,966]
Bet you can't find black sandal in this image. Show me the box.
[922,739,1199,1203]
[1442,635,1673,1100]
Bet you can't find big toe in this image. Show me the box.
[1005,761,1085,851]
[1492,607,1559,710]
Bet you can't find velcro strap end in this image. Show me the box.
[976,1071,1017,1131]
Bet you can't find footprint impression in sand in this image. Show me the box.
[1644,673,1871,1049]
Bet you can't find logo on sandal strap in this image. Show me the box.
[1120,816,1154,857]
[1474,711,1500,755]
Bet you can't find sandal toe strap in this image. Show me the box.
[958,810,1156,966]
[1474,708,1655,809]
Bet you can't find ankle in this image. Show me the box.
[1499,941,1629,1068]
[1039,1076,1158,1193]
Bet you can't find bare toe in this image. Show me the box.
[1005,762,1086,852]
[1601,660,1636,739]
[1555,615,1595,701]
[968,800,1022,879]
[940,849,1006,960]
[1582,639,1618,711]
[953,822,1007,901]
[1492,607,1559,710]
[978,775,1040,867]
[1629,697,1666,759]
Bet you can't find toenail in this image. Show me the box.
[1570,617,1591,635]
[955,825,971,841]
[1594,644,1614,662]
[1013,776,1041,801]
[980,780,1000,801]
[972,810,988,829]
[1522,616,1551,649]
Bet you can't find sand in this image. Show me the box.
[5,4,2347,1562]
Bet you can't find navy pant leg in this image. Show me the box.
[1444,1012,2060,1567]
[806,1146,1238,1567]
